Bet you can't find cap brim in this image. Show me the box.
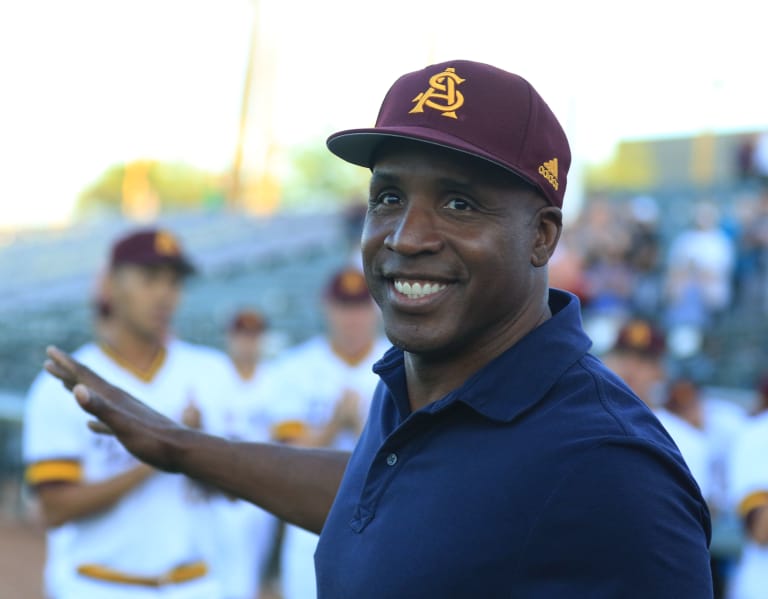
[327,127,537,189]
[114,256,196,276]
[163,257,196,276]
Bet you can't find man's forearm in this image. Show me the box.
[37,464,153,527]
[173,428,349,534]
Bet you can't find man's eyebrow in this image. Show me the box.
[370,171,476,189]
[369,171,399,186]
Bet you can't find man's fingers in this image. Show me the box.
[47,346,121,398]
[73,384,117,425]
[74,386,118,435]
[87,420,115,435]
[47,346,100,386]
[73,384,94,408]
[46,346,78,373]
[44,359,77,390]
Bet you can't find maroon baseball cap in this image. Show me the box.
[612,319,666,358]
[109,228,196,275]
[326,60,570,208]
[324,267,372,304]
[229,309,268,335]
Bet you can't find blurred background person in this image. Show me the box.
[22,228,229,598]
[603,318,751,597]
[205,309,281,599]
[728,405,768,599]
[603,319,712,504]
[266,267,389,599]
[664,201,736,334]
[665,374,747,593]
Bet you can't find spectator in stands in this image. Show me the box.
[735,134,756,182]
[664,201,736,331]
[548,228,587,304]
[737,187,768,312]
[750,131,768,187]
[625,195,665,318]
[576,197,634,316]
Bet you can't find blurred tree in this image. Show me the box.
[76,161,226,218]
[279,139,369,211]
[75,141,368,220]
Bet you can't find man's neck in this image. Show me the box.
[234,361,257,381]
[102,325,165,373]
[330,339,374,367]
[404,301,552,412]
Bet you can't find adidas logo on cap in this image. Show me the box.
[538,158,559,191]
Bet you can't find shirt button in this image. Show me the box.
[386,453,398,466]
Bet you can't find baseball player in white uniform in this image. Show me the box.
[728,410,768,599]
[603,319,713,500]
[267,267,389,599]
[23,228,227,599]
[203,310,280,599]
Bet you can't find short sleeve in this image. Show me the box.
[515,439,713,598]
[22,371,88,485]
[729,418,768,517]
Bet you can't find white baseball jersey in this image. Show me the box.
[202,360,281,599]
[264,335,390,599]
[654,408,713,502]
[728,412,768,599]
[23,339,230,599]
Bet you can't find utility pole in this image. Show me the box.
[228,0,260,209]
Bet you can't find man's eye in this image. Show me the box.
[372,192,401,207]
[445,198,473,211]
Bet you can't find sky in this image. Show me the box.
[0,0,764,229]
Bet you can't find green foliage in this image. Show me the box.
[76,161,225,216]
[75,140,369,218]
[280,140,370,210]
[76,164,126,215]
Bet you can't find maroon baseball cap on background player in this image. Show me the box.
[326,59,571,208]
[229,309,268,335]
[324,267,372,304]
[109,228,196,275]
[612,319,667,358]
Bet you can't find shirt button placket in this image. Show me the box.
[386,452,398,466]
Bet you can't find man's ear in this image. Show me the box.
[531,206,562,267]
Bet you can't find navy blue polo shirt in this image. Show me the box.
[315,290,712,598]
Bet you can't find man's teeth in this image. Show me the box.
[394,280,447,298]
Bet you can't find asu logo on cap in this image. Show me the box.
[154,230,181,256]
[409,67,465,119]
[325,268,371,304]
[613,319,666,357]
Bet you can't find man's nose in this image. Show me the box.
[384,204,443,256]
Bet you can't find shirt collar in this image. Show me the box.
[373,290,592,423]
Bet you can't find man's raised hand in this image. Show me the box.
[44,346,187,472]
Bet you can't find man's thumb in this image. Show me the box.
[74,384,104,414]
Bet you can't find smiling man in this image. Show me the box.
[45,60,713,598]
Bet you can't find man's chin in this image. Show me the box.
[385,328,458,360]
